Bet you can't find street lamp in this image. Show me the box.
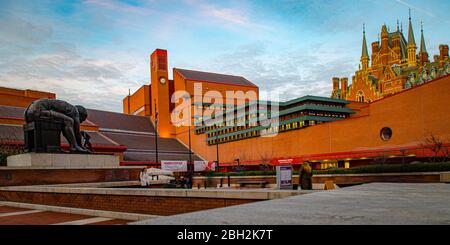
[400,148,406,171]
[187,108,193,188]
[216,134,220,171]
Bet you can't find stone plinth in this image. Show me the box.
[7,153,119,168]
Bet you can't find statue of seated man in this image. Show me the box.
[24,98,89,153]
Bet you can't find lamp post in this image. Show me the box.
[187,114,193,188]
[400,148,406,172]
[127,89,131,114]
[216,134,220,171]
[154,100,159,165]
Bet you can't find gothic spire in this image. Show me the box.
[420,21,427,53]
[361,23,369,58]
[408,9,416,46]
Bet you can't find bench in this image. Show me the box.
[237,181,269,188]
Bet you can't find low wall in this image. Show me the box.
[0,186,302,216]
[7,153,120,168]
[193,172,445,187]
[0,167,142,186]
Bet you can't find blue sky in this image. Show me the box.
[0,0,449,112]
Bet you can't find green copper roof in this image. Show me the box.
[362,26,369,58]
[420,27,427,53]
[278,104,354,117]
[282,95,350,106]
[408,17,416,46]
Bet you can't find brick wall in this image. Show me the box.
[0,168,141,186]
[0,191,257,216]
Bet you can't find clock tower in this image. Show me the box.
[150,49,174,138]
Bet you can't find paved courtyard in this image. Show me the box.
[0,201,141,225]
[134,183,450,225]
[0,205,130,225]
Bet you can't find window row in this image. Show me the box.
[207,120,324,145]
[207,130,260,145]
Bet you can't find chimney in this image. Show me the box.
[440,44,449,61]
[340,78,348,99]
[340,78,348,93]
[332,77,340,91]
[439,45,449,68]
[371,42,379,66]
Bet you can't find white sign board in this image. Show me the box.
[161,160,187,172]
[276,165,293,190]
[194,161,216,172]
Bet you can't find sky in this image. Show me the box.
[0,0,449,112]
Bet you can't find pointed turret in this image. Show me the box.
[361,24,370,71]
[419,21,429,65]
[361,24,369,58]
[407,9,417,67]
[420,22,427,53]
[407,10,416,46]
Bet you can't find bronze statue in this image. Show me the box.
[24,99,89,153]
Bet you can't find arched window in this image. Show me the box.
[356,90,365,102]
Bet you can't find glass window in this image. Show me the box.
[380,127,393,141]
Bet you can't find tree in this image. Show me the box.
[372,151,389,165]
[420,134,449,163]
[258,151,273,171]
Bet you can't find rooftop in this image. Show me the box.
[174,68,258,87]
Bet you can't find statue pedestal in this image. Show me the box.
[7,153,120,168]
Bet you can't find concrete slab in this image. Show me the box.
[0,185,306,200]
[0,210,43,217]
[53,217,112,225]
[133,183,450,225]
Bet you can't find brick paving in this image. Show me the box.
[88,219,130,225]
[0,206,30,214]
[0,205,130,225]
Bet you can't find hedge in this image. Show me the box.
[205,162,450,177]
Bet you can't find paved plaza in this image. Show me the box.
[0,204,130,225]
[134,183,450,225]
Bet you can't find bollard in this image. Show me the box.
[220,178,223,188]
[204,180,207,189]
[227,176,231,187]
[197,184,200,189]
